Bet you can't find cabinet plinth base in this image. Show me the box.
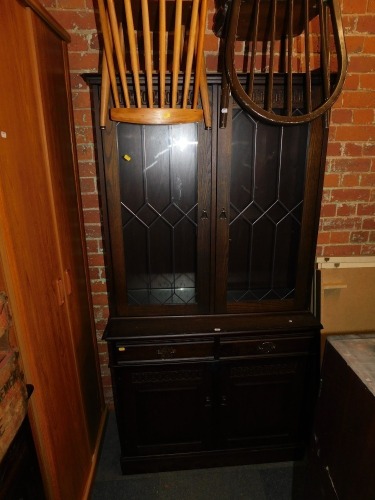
[120,445,305,475]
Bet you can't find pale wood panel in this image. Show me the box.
[319,266,375,359]
[31,10,104,454]
[320,267,375,334]
[111,107,203,124]
[0,2,105,498]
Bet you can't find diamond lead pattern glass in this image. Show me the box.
[118,122,198,305]
[228,109,309,302]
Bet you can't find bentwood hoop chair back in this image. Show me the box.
[214,0,347,126]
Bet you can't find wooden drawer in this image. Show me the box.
[219,335,314,358]
[112,340,214,364]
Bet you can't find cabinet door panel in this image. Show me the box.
[113,363,214,457]
[121,123,198,305]
[103,109,212,316]
[0,17,89,500]
[31,13,103,450]
[94,76,325,317]
[0,3,103,498]
[216,98,323,314]
[218,356,313,449]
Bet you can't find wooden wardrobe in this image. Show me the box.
[0,1,105,498]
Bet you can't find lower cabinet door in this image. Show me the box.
[113,362,214,457]
[111,349,317,472]
[217,355,314,450]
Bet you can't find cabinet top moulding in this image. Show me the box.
[21,0,70,42]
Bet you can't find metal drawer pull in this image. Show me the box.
[157,347,177,359]
[257,341,276,354]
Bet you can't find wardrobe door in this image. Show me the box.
[0,2,99,498]
[30,10,104,452]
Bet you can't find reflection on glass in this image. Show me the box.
[117,123,198,305]
[228,109,309,302]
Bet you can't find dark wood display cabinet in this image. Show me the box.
[87,74,326,473]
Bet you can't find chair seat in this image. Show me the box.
[111,107,203,125]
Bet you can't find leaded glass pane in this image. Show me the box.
[228,109,309,302]
[117,123,198,305]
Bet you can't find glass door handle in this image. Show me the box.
[219,208,227,220]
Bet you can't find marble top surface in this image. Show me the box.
[327,334,375,397]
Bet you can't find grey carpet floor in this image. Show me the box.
[91,412,306,500]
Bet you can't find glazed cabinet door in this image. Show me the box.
[93,76,326,318]
[215,98,327,314]
[101,117,212,317]
[113,362,214,470]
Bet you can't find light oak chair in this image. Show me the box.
[98,0,211,128]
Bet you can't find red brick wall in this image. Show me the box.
[42,0,374,404]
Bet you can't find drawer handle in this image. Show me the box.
[157,347,176,359]
[55,278,65,306]
[64,269,72,296]
[257,341,276,354]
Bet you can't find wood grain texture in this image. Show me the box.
[97,0,121,107]
[91,75,328,317]
[172,0,183,108]
[124,0,142,108]
[111,107,203,124]
[33,12,104,452]
[159,0,167,108]
[182,0,200,108]
[22,0,70,42]
[141,0,154,107]
[305,335,375,500]
[0,2,105,498]
[98,0,211,124]
[100,53,110,127]
[193,0,208,109]
[107,0,130,107]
